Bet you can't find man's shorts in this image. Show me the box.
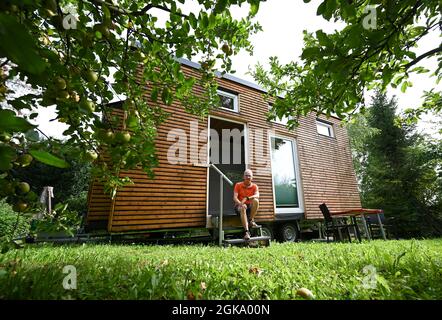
[234,203,251,217]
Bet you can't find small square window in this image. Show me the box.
[316,120,334,137]
[217,89,238,112]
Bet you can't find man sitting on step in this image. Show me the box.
[233,169,260,241]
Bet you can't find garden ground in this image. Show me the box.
[0,239,441,299]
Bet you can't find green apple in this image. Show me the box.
[80,99,95,113]
[13,201,28,212]
[57,90,70,100]
[94,23,110,38]
[18,154,33,167]
[116,131,131,143]
[83,70,98,83]
[17,182,30,194]
[0,132,11,142]
[121,132,131,143]
[54,77,67,90]
[105,130,115,141]
[85,151,98,161]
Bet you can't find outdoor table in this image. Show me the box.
[330,208,386,240]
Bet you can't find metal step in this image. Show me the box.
[223,236,271,245]
[222,224,262,231]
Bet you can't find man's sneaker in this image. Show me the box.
[243,231,251,241]
[249,220,259,228]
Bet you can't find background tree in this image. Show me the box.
[347,91,442,238]
[0,0,265,213]
[253,0,441,127]
[11,141,91,215]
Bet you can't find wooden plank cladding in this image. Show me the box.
[102,80,209,232]
[85,179,112,231]
[86,59,361,233]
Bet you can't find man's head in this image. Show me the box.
[243,169,253,184]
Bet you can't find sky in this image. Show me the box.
[35,0,441,138]
[223,0,441,137]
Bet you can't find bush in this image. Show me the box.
[32,203,82,237]
[65,191,88,217]
[0,199,30,240]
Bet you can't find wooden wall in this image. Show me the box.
[86,63,361,232]
[295,115,361,219]
[86,179,112,229]
[107,84,208,233]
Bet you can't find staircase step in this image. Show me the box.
[223,236,271,245]
[222,225,262,231]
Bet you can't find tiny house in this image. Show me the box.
[86,58,361,242]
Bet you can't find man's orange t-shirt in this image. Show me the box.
[234,182,258,205]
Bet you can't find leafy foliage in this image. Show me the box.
[31,202,82,237]
[347,91,442,238]
[12,141,91,202]
[252,0,441,128]
[0,0,264,213]
[0,199,30,241]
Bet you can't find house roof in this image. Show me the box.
[176,57,268,94]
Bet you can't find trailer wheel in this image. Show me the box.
[260,225,274,240]
[278,223,299,242]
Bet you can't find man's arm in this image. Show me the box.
[248,185,259,200]
[233,191,243,206]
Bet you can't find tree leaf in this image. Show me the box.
[250,0,260,16]
[25,129,40,142]
[0,145,15,171]
[214,0,229,14]
[188,13,197,29]
[0,110,36,133]
[316,30,331,46]
[301,47,321,60]
[401,81,408,93]
[316,1,327,16]
[151,87,159,102]
[200,13,209,28]
[29,150,70,168]
[161,87,172,105]
[0,14,46,74]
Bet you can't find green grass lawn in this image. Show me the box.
[0,239,441,300]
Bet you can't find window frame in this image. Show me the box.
[217,89,239,113]
[316,119,335,138]
[269,134,304,214]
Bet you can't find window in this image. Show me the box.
[270,136,303,213]
[269,103,289,126]
[316,120,334,137]
[217,89,238,112]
